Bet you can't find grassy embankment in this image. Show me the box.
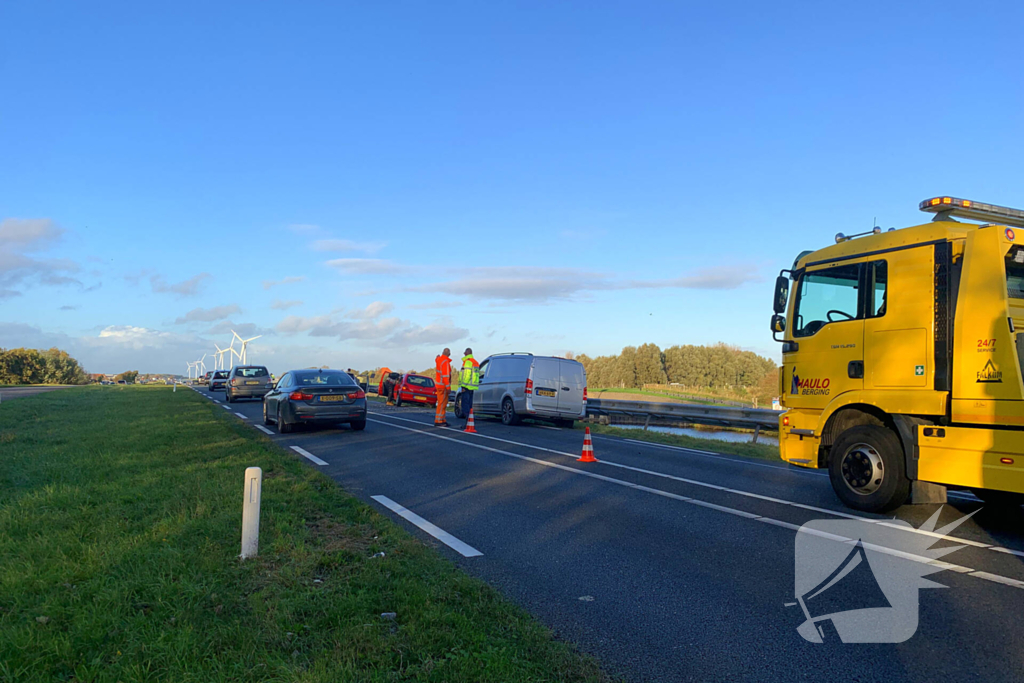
[0,386,607,682]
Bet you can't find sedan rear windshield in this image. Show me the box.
[235,367,269,378]
[294,371,357,386]
[213,371,229,379]
[406,375,434,388]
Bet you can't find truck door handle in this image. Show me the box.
[848,361,864,379]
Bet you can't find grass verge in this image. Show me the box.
[0,386,607,682]
[576,422,779,461]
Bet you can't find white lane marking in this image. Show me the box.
[970,571,1024,588]
[535,425,561,431]
[371,495,483,558]
[235,412,247,419]
[255,425,274,435]
[988,546,1024,558]
[221,405,232,410]
[372,412,995,550]
[369,417,1024,587]
[290,445,328,466]
[214,400,221,403]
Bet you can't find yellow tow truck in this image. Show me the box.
[772,196,1024,512]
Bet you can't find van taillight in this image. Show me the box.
[525,378,533,395]
[583,387,588,401]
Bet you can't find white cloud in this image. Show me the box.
[0,218,81,296]
[262,276,305,290]
[312,239,387,254]
[382,322,469,348]
[151,272,211,297]
[346,301,394,319]
[206,321,267,337]
[409,264,762,302]
[0,218,64,251]
[270,299,303,310]
[174,304,241,324]
[325,258,410,275]
[407,300,463,310]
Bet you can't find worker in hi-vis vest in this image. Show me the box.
[459,348,480,431]
[434,348,452,427]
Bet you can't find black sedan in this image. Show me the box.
[262,368,367,433]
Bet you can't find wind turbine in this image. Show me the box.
[185,361,193,381]
[231,330,262,365]
[196,354,207,377]
[214,343,233,370]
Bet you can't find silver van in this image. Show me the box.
[454,353,587,427]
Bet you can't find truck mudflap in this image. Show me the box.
[918,425,1024,494]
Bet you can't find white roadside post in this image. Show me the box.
[240,467,262,559]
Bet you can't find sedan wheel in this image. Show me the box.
[263,401,273,425]
[277,405,293,434]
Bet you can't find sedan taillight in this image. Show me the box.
[289,391,313,401]
[352,390,366,399]
[231,379,238,385]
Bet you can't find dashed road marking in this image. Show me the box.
[255,425,274,435]
[235,412,247,419]
[368,416,1024,587]
[371,495,482,557]
[221,405,231,410]
[290,445,328,466]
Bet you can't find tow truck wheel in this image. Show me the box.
[828,425,909,513]
[970,489,1024,509]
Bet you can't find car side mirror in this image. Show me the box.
[771,314,786,333]
[773,276,790,314]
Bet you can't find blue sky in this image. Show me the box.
[2,1,1022,375]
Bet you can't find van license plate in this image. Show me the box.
[318,395,345,402]
[537,388,557,398]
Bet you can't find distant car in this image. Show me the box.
[454,353,587,428]
[202,371,213,385]
[117,380,127,385]
[391,373,436,407]
[208,370,229,391]
[379,371,402,399]
[225,365,273,402]
[263,368,367,433]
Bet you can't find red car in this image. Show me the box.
[391,373,436,407]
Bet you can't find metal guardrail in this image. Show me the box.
[586,398,780,431]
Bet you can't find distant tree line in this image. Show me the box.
[0,348,89,385]
[576,343,777,391]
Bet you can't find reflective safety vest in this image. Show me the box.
[460,355,480,390]
[435,355,452,389]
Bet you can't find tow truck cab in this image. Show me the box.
[773,196,1024,512]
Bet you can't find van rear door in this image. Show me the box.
[531,357,560,413]
[558,360,586,417]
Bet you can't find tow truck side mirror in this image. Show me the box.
[773,276,789,314]
[771,314,786,333]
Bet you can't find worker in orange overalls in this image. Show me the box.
[378,367,391,403]
[434,348,452,427]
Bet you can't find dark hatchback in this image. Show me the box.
[263,369,367,433]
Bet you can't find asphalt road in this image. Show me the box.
[190,385,1024,682]
[0,385,72,401]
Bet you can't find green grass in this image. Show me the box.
[590,387,749,407]
[0,386,608,683]
[575,422,779,461]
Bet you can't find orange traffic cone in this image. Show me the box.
[464,409,478,434]
[578,427,597,462]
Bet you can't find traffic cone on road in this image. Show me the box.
[464,409,478,434]
[578,427,597,462]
